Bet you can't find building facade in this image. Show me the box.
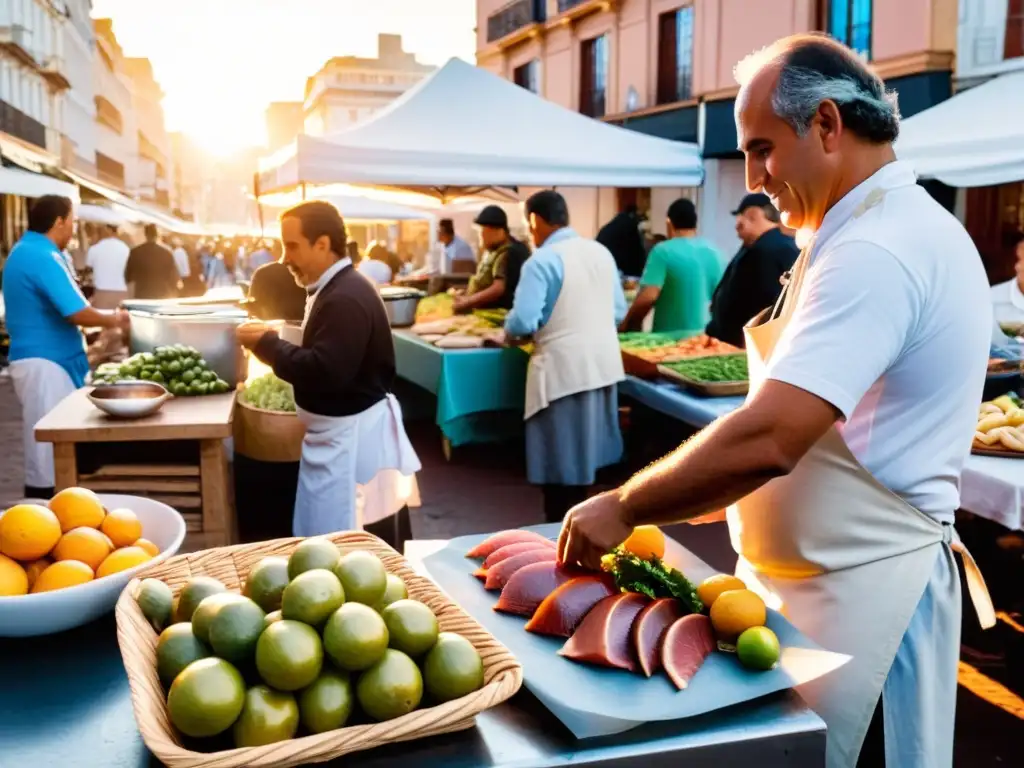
[61,0,96,177]
[265,100,304,153]
[124,56,172,208]
[92,17,136,193]
[476,0,959,252]
[303,33,435,137]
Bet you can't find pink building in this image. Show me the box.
[476,0,958,253]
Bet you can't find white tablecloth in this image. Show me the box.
[960,455,1024,530]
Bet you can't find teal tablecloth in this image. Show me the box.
[619,375,744,428]
[392,330,527,447]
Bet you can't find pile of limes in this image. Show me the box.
[94,344,231,397]
[696,574,780,671]
[0,487,157,596]
[138,538,485,749]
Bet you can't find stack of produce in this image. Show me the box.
[974,392,1024,453]
[136,538,484,749]
[94,345,231,397]
[467,525,779,689]
[620,333,741,363]
[239,372,296,413]
[661,353,748,383]
[0,487,157,596]
[414,294,454,323]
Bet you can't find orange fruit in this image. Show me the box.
[48,487,106,532]
[96,546,152,579]
[100,508,143,548]
[0,553,29,596]
[0,504,63,561]
[709,589,767,644]
[52,527,114,572]
[696,574,748,610]
[133,538,160,557]
[621,525,666,560]
[23,558,52,589]
[31,560,95,593]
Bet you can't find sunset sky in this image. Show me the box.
[91,0,476,155]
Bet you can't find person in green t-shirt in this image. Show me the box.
[619,198,723,333]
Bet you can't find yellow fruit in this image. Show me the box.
[24,558,52,589]
[710,589,767,643]
[100,508,143,548]
[0,553,29,596]
[48,487,106,532]
[0,504,63,561]
[621,525,666,560]
[96,546,152,579]
[31,560,94,593]
[697,574,748,609]
[134,538,160,557]
[52,527,114,572]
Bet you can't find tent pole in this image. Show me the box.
[301,183,307,201]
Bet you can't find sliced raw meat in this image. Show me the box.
[559,593,649,672]
[475,541,554,579]
[661,614,715,690]
[465,530,552,559]
[483,549,557,591]
[494,562,579,617]
[632,598,685,677]
[525,575,618,637]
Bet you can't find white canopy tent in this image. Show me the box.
[258,58,704,200]
[64,170,204,235]
[259,192,436,222]
[0,166,79,202]
[76,203,129,226]
[895,71,1024,187]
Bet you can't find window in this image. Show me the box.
[580,34,608,118]
[825,0,872,59]
[513,60,539,94]
[1006,0,1024,60]
[656,5,694,104]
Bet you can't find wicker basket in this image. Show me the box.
[115,532,523,768]
[233,399,306,463]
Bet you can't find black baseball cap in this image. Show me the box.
[473,205,508,229]
[731,193,773,215]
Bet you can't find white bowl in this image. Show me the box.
[0,494,187,637]
[88,382,172,419]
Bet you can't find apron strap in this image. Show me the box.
[946,527,997,629]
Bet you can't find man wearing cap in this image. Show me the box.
[454,206,530,312]
[705,192,799,346]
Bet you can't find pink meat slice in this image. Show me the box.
[525,575,618,637]
[632,598,686,678]
[493,562,579,617]
[465,530,552,559]
[661,614,716,690]
[559,593,649,672]
[483,548,557,591]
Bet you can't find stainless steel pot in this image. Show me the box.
[380,287,426,328]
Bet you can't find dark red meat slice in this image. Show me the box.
[661,614,715,690]
[482,541,554,569]
[466,530,552,559]
[493,562,579,617]
[632,598,686,677]
[559,593,648,672]
[483,549,557,591]
[525,575,618,637]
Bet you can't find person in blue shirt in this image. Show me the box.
[504,191,628,522]
[438,218,476,274]
[2,195,128,498]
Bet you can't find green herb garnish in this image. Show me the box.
[601,548,704,614]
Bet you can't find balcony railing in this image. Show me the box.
[487,0,545,44]
[0,99,47,149]
[40,55,71,91]
[0,25,38,68]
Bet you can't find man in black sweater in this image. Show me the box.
[236,201,420,546]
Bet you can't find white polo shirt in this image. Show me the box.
[85,236,131,292]
[766,162,991,521]
[991,278,1024,328]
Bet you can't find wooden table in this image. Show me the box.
[34,389,236,549]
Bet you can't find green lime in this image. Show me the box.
[281,569,345,627]
[156,623,211,688]
[332,550,387,606]
[298,670,353,734]
[140,369,153,380]
[422,632,484,703]
[255,620,323,691]
[356,649,423,722]
[200,370,216,383]
[736,626,780,671]
[172,382,187,396]
[173,576,227,623]
[323,603,389,671]
[213,380,230,394]
[372,574,408,611]
[180,356,195,370]
[381,600,438,658]
[264,610,283,629]
[232,685,299,747]
[244,557,291,612]
[208,597,266,665]
[288,538,341,579]
[167,360,182,374]
[191,592,246,644]
[135,578,173,633]
[182,369,196,384]
[167,657,245,738]
[150,371,165,384]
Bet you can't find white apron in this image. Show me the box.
[292,265,421,537]
[730,190,995,767]
[9,358,77,488]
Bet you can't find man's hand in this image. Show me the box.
[236,321,270,350]
[452,296,471,313]
[556,491,634,571]
[113,309,130,332]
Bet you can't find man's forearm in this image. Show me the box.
[461,282,504,309]
[68,306,120,329]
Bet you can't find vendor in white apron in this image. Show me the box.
[556,36,996,767]
[1,195,129,499]
[236,201,420,549]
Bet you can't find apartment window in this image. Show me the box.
[1006,0,1024,60]
[580,34,608,118]
[513,60,539,94]
[656,5,694,104]
[825,0,872,59]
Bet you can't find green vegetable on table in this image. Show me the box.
[241,372,296,413]
[601,548,704,615]
[92,345,231,396]
[662,354,748,383]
